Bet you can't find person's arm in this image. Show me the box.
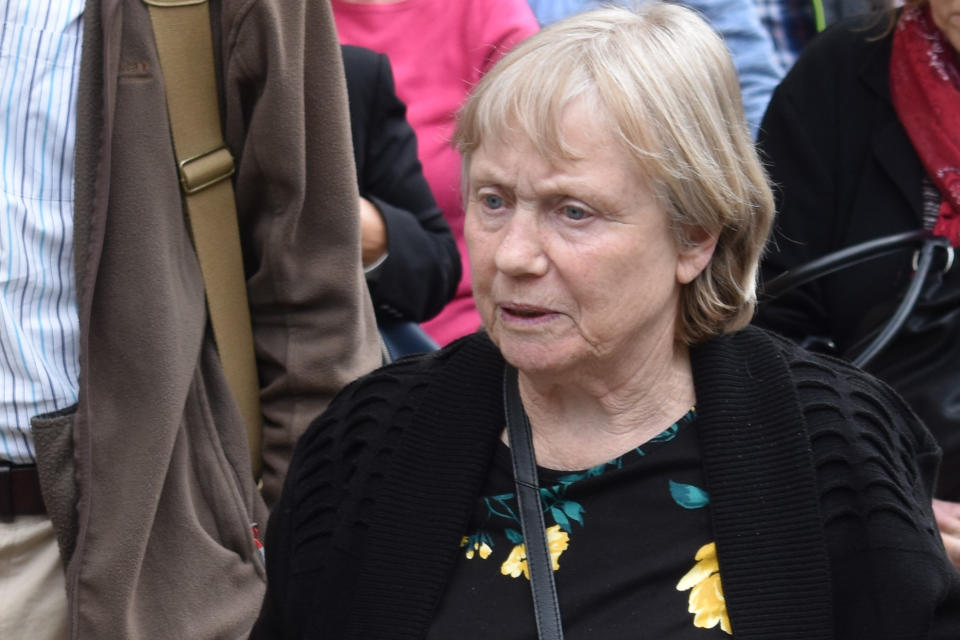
[684,0,784,139]
[352,50,461,323]
[359,195,389,269]
[223,0,381,505]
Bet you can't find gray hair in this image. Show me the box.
[455,3,775,344]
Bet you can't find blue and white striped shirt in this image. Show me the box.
[1,0,83,464]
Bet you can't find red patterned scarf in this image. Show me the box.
[890,4,960,247]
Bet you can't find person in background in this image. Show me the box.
[752,0,890,71]
[342,45,461,346]
[0,0,381,637]
[253,6,960,638]
[525,0,785,138]
[755,0,960,565]
[332,0,539,346]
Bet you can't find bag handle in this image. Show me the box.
[760,230,929,298]
[145,0,263,478]
[760,230,955,368]
[849,236,952,366]
[503,365,565,640]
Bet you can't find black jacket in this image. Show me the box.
[343,45,461,324]
[755,11,926,348]
[253,327,960,639]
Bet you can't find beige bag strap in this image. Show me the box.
[144,0,263,479]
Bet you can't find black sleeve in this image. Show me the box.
[347,47,461,323]
[249,373,374,639]
[250,355,433,638]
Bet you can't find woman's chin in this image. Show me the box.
[495,335,583,377]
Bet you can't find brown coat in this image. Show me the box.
[30,0,381,637]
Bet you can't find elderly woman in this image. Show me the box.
[252,5,960,639]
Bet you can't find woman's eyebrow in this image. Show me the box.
[469,162,510,185]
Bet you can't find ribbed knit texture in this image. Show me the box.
[692,329,834,640]
[253,327,960,639]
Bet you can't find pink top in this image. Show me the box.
[333,0,539,345]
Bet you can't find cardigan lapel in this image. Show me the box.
[692,327,834,640]
[345,333,507,639]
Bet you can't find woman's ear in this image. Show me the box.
[676,227,718,285]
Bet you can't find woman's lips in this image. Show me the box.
[499,303,557,324]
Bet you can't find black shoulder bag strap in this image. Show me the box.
[503,365,565,640]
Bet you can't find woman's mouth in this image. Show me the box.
[499,304,556,324]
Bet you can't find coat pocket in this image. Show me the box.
[31,404,79,563]
[177,338,267,575]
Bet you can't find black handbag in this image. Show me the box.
[761,230,960,499]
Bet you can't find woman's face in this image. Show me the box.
[465,102,715,379]
[930,0,960,53]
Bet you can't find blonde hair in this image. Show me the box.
[455,3,775,344]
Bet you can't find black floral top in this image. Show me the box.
[428,409,731,639]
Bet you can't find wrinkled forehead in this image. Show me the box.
[460,92,661,202]
[462,98,595,203]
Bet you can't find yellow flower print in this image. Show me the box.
[460,535,492,560]
[468,541,492,560]
[545,526,570,569]
[501,543,528,579]
[500,525,570,579]
[676,542,732,635]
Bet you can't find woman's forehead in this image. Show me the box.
[466,128,657,209]
[473,99,622,166]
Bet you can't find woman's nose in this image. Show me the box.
[494,209,549,277]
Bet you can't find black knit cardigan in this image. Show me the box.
[252,326,960,639]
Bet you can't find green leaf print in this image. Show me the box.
[556,471,588,486]
[485,494,520,523]
[651,424,680,442]
[669,480,710,510]
[560,501,585,526]
[551,506,571,532]
[586,464,606,478]
[505,528,524,545]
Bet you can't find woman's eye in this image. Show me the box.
[561,205,588,221]
[481,194,505,209]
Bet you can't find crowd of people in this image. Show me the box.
[2,0,958,638]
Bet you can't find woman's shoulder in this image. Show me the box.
[288,331,501,476]
[760,328,944,546]
[718,326,937,460]
[274,332,500,545]
[760,328,934,446]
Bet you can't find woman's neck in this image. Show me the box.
[511,339,696,471]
